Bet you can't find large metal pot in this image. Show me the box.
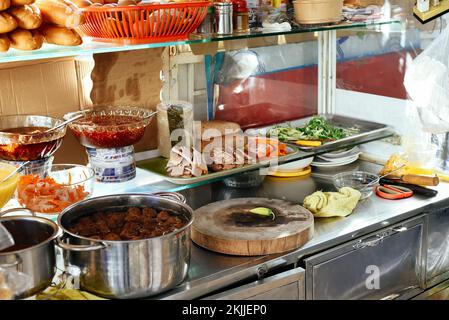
[56,193,193,299]
[0,210,59,298]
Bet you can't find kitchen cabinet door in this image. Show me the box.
[426,207,449,287]
[305,215,426,300]
[203,268,305,300]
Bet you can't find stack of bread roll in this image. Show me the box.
[0,0,84,53]
[69,0,194,7]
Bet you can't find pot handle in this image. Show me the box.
[0,254,22,271]
[56,235,107,252]
[151,192,187,204]
[0,208,35,217]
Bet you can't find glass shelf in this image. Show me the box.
[133,128,395,193]
[0,18,401,64]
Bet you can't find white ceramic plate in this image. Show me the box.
[318,152,361,163]
[270,157,314,172]
[311,154,360,167]
[319,146,360,159]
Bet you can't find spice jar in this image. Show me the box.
[232,0,249,33]
[157,101,194,158]
[215,2,233,35]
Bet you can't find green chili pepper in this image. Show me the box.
[249,207,276,221]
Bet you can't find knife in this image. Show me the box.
[401,174,439,186]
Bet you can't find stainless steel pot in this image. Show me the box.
[0,209,59,298]
[56,193,193,299]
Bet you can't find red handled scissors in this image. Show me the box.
[375,184,414,200]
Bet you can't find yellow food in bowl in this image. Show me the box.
[0,163,20,209]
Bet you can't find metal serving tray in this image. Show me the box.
[245,114,391,152]
[137,146,299,185]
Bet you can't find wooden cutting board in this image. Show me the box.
[192,198,314,256]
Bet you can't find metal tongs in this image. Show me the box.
[358,165,407,194]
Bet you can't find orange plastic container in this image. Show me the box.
[79,1,211,44]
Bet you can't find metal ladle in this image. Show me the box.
[358,164,407,194]
[44,113,84,134]
[0,161,30,185]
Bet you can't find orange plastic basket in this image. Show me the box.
[79,1,211,44]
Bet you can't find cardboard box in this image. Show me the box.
[0,58,87,164]
[89,49,164,153]
[0,48,164,164]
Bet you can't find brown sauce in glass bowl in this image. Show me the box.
[2,126,48,134]
[0,126,63,161]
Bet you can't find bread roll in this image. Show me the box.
[201,120,242,140]
[0,0,11,11]
[35,0,85,28]
[11,0,35,6]
[0,34,10,52]
[11,0,35,5]
[0,12,18,34]
[40,24,81,45]
[132,19,150,36]
[9,28,43,50]
[8,5,42,30]
[69,0,92,7]
[117,0,135,5]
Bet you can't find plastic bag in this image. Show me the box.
[404,25,449,134]
[0,268,31,300]
[262,10,292,31]
[0,223,14,251]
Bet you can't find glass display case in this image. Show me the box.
[0,12,404,190]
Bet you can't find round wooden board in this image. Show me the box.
[192,198,314,256]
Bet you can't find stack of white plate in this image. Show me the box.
[311,147,361,168]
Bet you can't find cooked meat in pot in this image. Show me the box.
[68,207,188,241]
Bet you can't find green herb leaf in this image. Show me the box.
[267,117,358,142]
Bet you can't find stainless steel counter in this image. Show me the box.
[147,160,449,299]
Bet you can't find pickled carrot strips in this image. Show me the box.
[253,137,288,158]
[16,174,89,214]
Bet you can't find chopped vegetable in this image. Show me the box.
[268,117,358,142]
[249,137,288,159]
[249,207,276,220]
[17,174,90,214]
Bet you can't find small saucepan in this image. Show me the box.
[0,209,59,298]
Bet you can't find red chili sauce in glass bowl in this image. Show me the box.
[66,107,155,149]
